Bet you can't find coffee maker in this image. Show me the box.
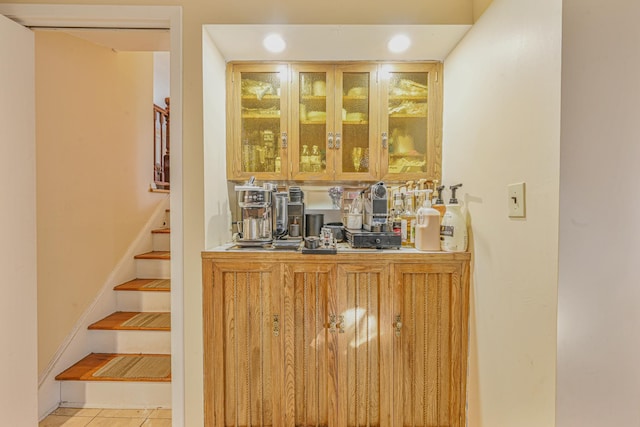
[344,181,401,249]
[362,181,389,231]
[234,178,275,246]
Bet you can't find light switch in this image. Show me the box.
[508,182,526,218]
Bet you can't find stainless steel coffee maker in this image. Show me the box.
[234,178,275,246]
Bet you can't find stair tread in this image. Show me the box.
[134,251,170,260]
[89,312,171,331]
[151,228,170,234]
[56,353,171,382]
[114,279,171,292]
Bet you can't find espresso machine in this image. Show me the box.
[362,181,390,231]
[234,178,275,246]
[345,181,401,249]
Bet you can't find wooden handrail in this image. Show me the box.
[153,97,170,190]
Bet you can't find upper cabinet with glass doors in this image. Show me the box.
[226,63,289,180]
[226,62,442,183]
[379,63,442,182]
[290,64,378,181]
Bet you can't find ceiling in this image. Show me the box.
[30,24,470,60]
[205,25,471,62]
[33,28,170,52]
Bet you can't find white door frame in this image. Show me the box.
[0,4,184,426]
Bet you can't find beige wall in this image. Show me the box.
[35,31,161,374]
[203,30,231,250]
[0,14,38,426]
[442,0,561,425]
[473,0,494,21]
[557,0,640,425]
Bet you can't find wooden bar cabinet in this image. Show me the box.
[202,249,470,427]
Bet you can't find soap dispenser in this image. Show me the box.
[440,183,468,252]
[432,185,446,218]
[415,189,441,251]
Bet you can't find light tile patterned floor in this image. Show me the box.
[39,408,171,427]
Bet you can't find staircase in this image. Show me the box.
[55,209,172,408]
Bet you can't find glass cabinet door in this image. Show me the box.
[231,64,288,180]
[379,63,442,182]
[290,65,335,181]
[334,64,378,181]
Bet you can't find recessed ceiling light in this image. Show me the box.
[263,34,286,53]
[388,34,411,53]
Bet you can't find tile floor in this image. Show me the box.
[39,408,171,426]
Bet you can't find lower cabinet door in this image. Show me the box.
[336,264,392,427]
[283,263,392,427]
[283,263,336,427]
[207,262,284,427]
[392,263,469,427]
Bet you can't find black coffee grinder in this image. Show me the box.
[286,186,305,239]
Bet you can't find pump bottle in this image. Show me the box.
[415,190,441,251]
[440,184,468,252]
[432,185,446,217]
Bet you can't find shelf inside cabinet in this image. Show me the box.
[300,120,326,125]
[389,114,427,118]
[300,95,327,101]
[241,114,281,119]
[389,95,428,101]
[389,152,425,158]
[342,96,368,102]
[343,120,369,125]
[241,95,280,101]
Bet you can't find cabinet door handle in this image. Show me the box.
[273,314,280,337]
[394,315,403,337]
[328,314,337,333]
[337,315,345,334]
[381,132,388,150]
[328,132,334,149]
[335,133,341,149]
[281,132,288,149]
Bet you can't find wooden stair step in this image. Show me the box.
[114,279,171,292]
[56,353,171,382]
[151,227,170,234]
[134,251,170,260]
[88,312,170,331]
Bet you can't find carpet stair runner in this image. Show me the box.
[55,220,171,407]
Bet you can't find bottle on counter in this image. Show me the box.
[432,185,446,218]
[415,189,441,251]
[440,183,468,252]
[392,192,404,239]
[401,191,416,247]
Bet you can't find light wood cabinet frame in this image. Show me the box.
[203,251,469,427]
[225,62,442,183]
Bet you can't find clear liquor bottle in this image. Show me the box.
[401,192,416,247]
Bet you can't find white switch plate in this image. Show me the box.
[508,182,526,218]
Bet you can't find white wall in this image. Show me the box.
[0,15,38,426]
[202,30,231,249]
[154,51,170,107]
[557,1,640,425]
[442,0,561,425]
